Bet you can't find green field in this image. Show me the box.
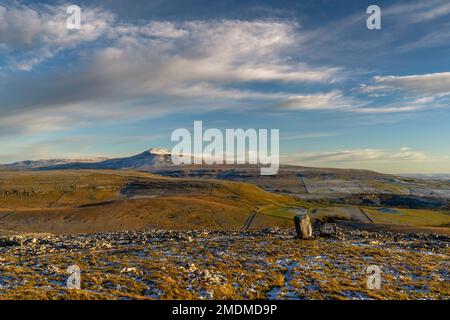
[362,207,450,227]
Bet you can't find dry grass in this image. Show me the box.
[0,170,302,234]
[0,232,448,300]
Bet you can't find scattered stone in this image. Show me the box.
[319,223,337,237]
[120,267,138,274]
[0,238,20,247]
[187,263,198,273]
[0,226,448,300]
[47,265,61,274]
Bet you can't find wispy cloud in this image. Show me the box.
[373,72,450,97]
[0,3,345,135]
[0,3,115,70]
[277,90,356,110]
[354,71,450,114]
[285,147,430,164]
[385,0,450,23]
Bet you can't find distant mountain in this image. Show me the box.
[0,148,173,170]
[0,157,108,170]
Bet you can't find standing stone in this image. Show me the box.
[294,214,313,239]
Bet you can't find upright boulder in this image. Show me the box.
[294,214,313,239]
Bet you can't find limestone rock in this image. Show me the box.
[120,267,138,274]
[320,223,337,237]
[294,214,313,239]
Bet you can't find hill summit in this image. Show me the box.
[0,148,174,170]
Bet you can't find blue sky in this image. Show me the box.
[0,0,449,173]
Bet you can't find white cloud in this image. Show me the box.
[0,3,115,70]
[409,1,450,22]
[109,19,341,85]
[357,72,450,98]
[0,4,340,81]
[0,6,347,135]
[384,0,450,22]
[285,148,430,164]
[374,72,450,96]
[166,83,280,100]
[356,84,395,94]
[354,72,450,114]
[278,90,355,110]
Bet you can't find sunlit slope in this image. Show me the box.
[362,207,450,227]
[0,170,127,209]
[0,170,301,234]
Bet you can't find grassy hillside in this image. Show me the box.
[362,207,450,227]
[1,170,449,234]
[0,170,301,234]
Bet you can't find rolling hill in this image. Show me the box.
[0,170,299,234]
[1,147,450,210]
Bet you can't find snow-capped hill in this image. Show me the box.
[84,149,173,169]
[0,148,175,170]
[147,148,171,155]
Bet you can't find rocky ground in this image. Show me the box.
[0,226,448,300]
